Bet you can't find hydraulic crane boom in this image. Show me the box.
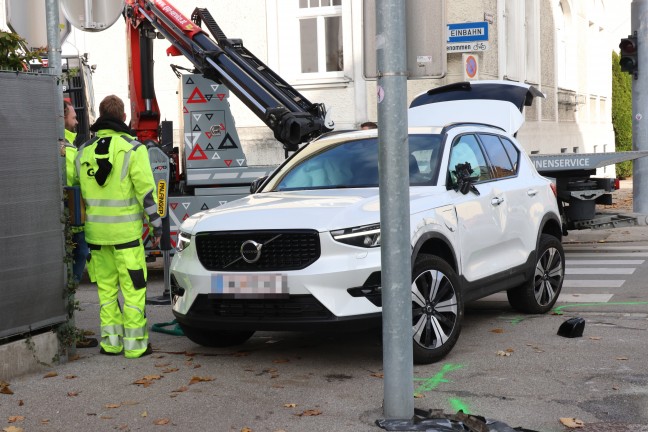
[123,0,334,151]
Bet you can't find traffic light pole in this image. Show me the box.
[632,0,648,213]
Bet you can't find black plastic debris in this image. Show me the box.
[557,317,585,338]
[376,409,539,432]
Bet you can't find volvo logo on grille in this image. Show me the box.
[240,240,263,263]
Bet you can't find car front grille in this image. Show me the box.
[195,230,321,271]
[190,294,333,320]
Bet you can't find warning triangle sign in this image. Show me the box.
[193,113,202,121]
[206,113,214,120]
[186,77,195,84]
[220,123,226,131]
[182,203,190,209]
[187,87,207,104]
[217,93,226,101]
[205,94,213,101]
[201,203,209,210]
[188,144,208,160]
[206,143,214,150]
[170,203,178,210]
[184,132,200,148]
[193,124,201,131]
[183,106,188,113]
[212,152,221,160]
[219,200,228,206]
[237,159,245,166]
[211,84,219,91]
[205,132,213,139]
[183,213,190,221]
[218,133,238,149]
[224,160,233,167]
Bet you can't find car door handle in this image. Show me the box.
[491,196,504,206]
[527,189,538,197]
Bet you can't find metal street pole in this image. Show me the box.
[377,0,414,420]
[632,0,648,212]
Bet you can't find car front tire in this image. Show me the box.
[507,233,565,314]
[179,324,255,347]
[411,255,463,364]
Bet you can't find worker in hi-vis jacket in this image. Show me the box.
[73,95,161,358]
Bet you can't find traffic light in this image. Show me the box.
[619,36,638,76]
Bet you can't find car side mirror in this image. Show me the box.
[452,162,480,196]
[250,176,268,194]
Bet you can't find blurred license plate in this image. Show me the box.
[211,274,288,298]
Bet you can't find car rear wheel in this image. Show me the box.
[411,255,463,364]
[507,233,564,314]
[179,324,255,347]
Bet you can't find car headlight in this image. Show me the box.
[176,231,192,252]
[331,224,381,248]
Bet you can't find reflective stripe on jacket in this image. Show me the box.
[74,130,161,245]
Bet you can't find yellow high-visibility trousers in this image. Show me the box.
[88,239,149,358]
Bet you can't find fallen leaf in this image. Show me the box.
[370,373,384,379]
[43,372,58,378]
[189,376,214,385]
[284,403,297,408]
[241,428,253,432]
[105,403,121,409]
[17,401,23,406]
[414,393,425,399]
[297,409,322,417]
[172,386,189,393]
[117,424,129,431]
[154,362,171,368]
[616,357,629,361]
[141,411,148,417]
[133,375,163,387]
[560,417,585,428]
[162,367,179,373]
[153,418,170,425]
[193,364,202,369]
[68,354,82,361]
[40,419,49,424]
[121,400,139,406]
[490,328,505,333]
[0,382,14,395]
[67,391,79,397]
[496,350,511,357]
[2,426,24,432]
[7,416,25,423]
[273,358,290,364]
[588,336,602,340]
[143,375,162,381]
[100,415,114,420]
[505,348,514,353]
[65,375,77,379]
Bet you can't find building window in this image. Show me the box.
[556,0,575,90]
[296,1,344,75]
[504,0,540,83]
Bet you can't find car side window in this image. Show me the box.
[499,137,520,172]
[479,134,516,178]
[448,134,491,184]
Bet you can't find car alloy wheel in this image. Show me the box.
[411,255,463,364]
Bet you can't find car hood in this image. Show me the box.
[182,187,447,233]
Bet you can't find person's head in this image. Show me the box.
[360,121,377,130]
[99,95,127,122]
[63,100,78,132]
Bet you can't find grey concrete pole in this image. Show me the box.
[377,0,414,420]
[632,0,648,213]
[47,0,76,357]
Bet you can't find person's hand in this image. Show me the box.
[59,139,66,157]
[150,235,161,249]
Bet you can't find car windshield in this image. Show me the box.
[269,134,443,191]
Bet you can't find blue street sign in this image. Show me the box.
[447,22,489,43]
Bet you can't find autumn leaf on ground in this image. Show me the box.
[100,415,114,420]
[273,358,290,364]
[121,400,139,406]
[67,391,79,397]
[153,418,170,425]
[162,367,179,373]
[189,376,214,385]
[172,386,188,393]
[133,375,162,387]
[193,364,201,369]
[40,419,49,424]
[17,400,23,406]
[588,336,602,340]
[154,362,171,368]
[560,417,585,428]
[7,416,25,423]
[496,350,512,357]
[43,372,58,378]
[0,381,14,395]
[283,403,297,408]
[141,411,148,417]
[616,357,629,361]
[241,427,253,432]
[3,426,24,432]
[65,375,77,379]
[490,328,505,333]
[105,403,121,409]
[297,409,322,417]
[414,393,425,399]
[370,373,384,379]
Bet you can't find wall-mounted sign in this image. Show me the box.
[447,22,488,43]
[446,41,489,53]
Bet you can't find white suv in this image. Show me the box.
[170,81,565,364]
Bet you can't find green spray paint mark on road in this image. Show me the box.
[413,363,463,393]
[509,316,525,324]
[449,398,471,414]
[552,301,648,315]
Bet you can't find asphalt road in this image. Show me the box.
[2,236,648,432]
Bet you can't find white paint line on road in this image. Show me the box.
[565,268,635,275]
[566,260,644,265]
[563,245,648,251]
[562,279,625,288]
[566,253,648,257]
